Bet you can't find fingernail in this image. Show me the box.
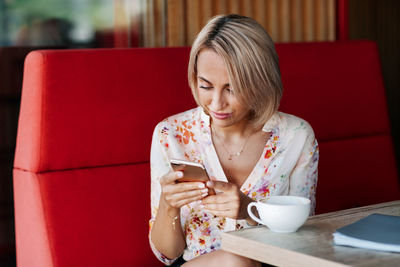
[198,183,205,188]
[206,181,213,187]
[201,192,208,198]
[176,171,183,178]
[201,188,208,194]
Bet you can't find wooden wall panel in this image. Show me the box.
[167,0,185,46]
[327,0,336,41]
[241,0,254,18]
[266,0,279,40]
[142,0,155,47]
[279,0,290,42]
[253,0,267,30]
[154,0,166,46]
[290,0,303,42]
[114,0,130,47]
[134,0,337,47]
[215,0,229,14]
[303,0,315,41]
[186,0,201,45]
[201,0,214,25]
[230,0,241,14]
[315,0,327,41]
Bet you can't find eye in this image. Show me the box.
[199,85,212,90]
[226,88,234,94]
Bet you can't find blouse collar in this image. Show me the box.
[262,113,280,132]
[200,107,211,127]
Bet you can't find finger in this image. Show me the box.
[163,181,206,195]
[201,194,223,204]
[160,171,183,185]
[201,193,238,205]
[171,188,209,202]
[175,194,208,208]
[203,202,237,212]
[206,181,234,192]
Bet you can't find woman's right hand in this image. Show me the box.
[160,171,209,209]
[151,171,204,259]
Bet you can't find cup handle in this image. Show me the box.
[247,202,263,225]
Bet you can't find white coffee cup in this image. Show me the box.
[247,196,310,233]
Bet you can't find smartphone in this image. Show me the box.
[170,158,215,195]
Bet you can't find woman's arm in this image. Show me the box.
[288,129,319,215]
[150,172,186,259]
[151,171,207,259]
[149,124,208,262]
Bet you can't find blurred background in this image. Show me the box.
[0,0,399,266]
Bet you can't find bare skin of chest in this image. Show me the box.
[213,131,271,187]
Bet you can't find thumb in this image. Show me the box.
[161,171,183,185]
[206,180,232,192]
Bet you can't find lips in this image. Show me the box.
[210,111,232,120]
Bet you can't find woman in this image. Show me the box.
[149,14,319,266]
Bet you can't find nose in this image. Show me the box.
[209,90,225,111]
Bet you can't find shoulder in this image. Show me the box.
[153,107,202,139]
[277,112,316,140]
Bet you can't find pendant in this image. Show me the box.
[236,152,241,156]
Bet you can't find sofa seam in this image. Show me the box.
[318,131,391,143]
[13,160,150,174]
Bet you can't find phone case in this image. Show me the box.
[170,159,215,195]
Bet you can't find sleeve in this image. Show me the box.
[148,123,180,265]
[288,125,319,215]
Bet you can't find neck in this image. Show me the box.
[211,119,261,161]
[211,119,258,141]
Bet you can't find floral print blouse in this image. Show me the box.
[149,107,319,265]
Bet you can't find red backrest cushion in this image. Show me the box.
[277,41,399,212]
[278,41,391,140]
[15,47,195,172]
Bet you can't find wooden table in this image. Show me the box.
[221,200,400,267]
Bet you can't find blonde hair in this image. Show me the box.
[188,14,283,127]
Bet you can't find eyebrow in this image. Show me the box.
[197,76,230,87]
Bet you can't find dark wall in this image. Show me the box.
[349,0,400,174]
[0,47,26,267]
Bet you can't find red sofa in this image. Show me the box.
[13,41,400,267]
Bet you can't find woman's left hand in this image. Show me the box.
[201,180,255,220]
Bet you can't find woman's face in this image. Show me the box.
[196,49,250,129]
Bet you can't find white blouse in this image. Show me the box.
[149,107,319,265]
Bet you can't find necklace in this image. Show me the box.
[212,126,252,160]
